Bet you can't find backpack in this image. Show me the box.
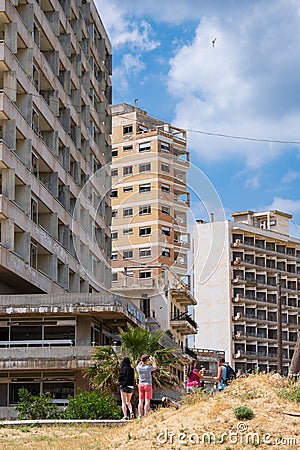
[221,364,236,385]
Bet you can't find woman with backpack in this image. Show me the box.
[186,360,205,393]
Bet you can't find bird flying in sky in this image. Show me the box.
[212,37,217,47]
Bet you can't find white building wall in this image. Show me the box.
[194,221,233,363]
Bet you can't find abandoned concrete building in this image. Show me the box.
[109,104,197,385]
[0,0,146,417]
[194,210,300,376]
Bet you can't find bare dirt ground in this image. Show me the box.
[0,373,300,449]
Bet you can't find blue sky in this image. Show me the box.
[96,0,300,237]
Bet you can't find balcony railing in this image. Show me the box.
[170,313,197,330]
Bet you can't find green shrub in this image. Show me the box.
[16,388,61,420]
[276,381,300,403]
[63,389,122,420]
[233,405,254,420]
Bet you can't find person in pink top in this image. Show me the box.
[186,360,205,393]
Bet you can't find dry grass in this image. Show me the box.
[1,373,300,449]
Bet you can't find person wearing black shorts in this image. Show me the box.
[118,357,135,419]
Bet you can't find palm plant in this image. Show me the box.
[85,324,184,396]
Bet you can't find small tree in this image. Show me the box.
[85,324,184,404]
[16,388,61,420]
[63,389,121,420]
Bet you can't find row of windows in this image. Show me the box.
[111,225,171,240]
[110,183,171,197]
[112,205,170,218]
[112,141,170,157]
[111,248,171,260]
[112,270,152,281]
[111,162,170,177]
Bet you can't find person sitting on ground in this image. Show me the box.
[118,357,135,420]
[186,360,205,392]
[136,354,157,419]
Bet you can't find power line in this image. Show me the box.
[186,129,300,145]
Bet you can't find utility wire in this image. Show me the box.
[4,88,300,146]
[186,129,300,145]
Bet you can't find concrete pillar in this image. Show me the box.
[58,224,70,249]
[81,139,90,160]
[60,0,71,20]
[39,211,58,240]
[39,253,57,280]
[18,93,32,122]
[71,89,81,111]
[69,270,80,293]
[15,184,31,215]
[72,125,81,149]
[80,207,89,232]
[2,120,16,150]
[71,53,82,77]
[59,70,71,96]
[80,278,89,293]
[46,11,60,36]
[81,105,90,128]
[59,33,71,57]
[2,168,15,200]
[97,38,105,59]
[81,71,90,92]
[58,263,69,290]
[58,185,70,211]
[17,4,34,32]
[60,146,70,171]
[76,316,91,345]
[74,162,81,185]
[81,37,90,57]
[42,130,58,155]
[15,231,30,263]
[71,19,82,41]
[18,48,33,76]
[16,138,31,169]
[1,219,14,250]
[59,107,70,133]
[48,172,58,197]
[49,90,59,116]
[5,22,17,53]
[46,50,59,76]
[3,71,16,102]
[81,2,90,21]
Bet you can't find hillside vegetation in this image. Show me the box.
[1,373,300,449]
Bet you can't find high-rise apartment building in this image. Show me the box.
[0,0,145,417]
[194,210,300,375]
[110,104,197,352]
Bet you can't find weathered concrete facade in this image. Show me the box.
[0,0,140,418]
[194,210,300,376]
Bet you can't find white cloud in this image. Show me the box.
[166,1,300,167]
[264,197,300,215]
[245,176,260,190]
[281,171,299,184]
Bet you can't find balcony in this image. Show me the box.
[170,286,197,306]
[0,345,93,371]
[170,312,197,335]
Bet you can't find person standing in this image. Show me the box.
[136,354,157,419]
[214,356,227,392]
[186,360,205,392]
[118,357,135,420]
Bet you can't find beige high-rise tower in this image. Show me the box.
[110,104,197,354]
